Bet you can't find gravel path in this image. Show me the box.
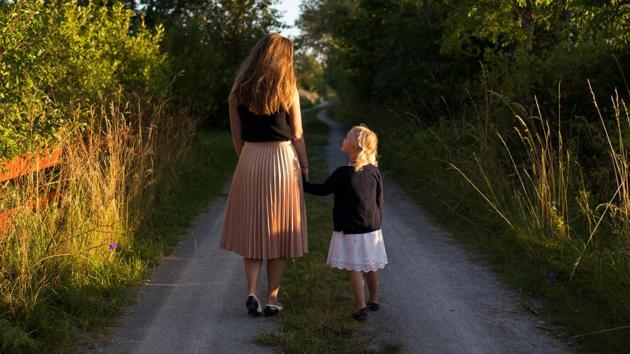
[316,106,573,353]
[89,190,277,354]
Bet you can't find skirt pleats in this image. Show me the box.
[220,141,308,259]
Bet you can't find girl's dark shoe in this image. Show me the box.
[367,302,380,311]
[264,304,283,317]
[351,307,369,321]
[246,294,262,316]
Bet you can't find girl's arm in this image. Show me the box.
[288,87,309,180]
[228,97,243,156]
[303,169,342,196]
[376,171,384,218]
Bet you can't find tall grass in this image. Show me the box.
[450,86,630,265]
[591,84,630,250]
[0,98,195,352]
[451,94,574,250]
[444,87,630,350]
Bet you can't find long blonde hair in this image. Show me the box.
[229,33,296,115]
[349,125,378,171]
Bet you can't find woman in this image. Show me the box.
[220,33,309,317]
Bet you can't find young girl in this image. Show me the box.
[303,125,387,321]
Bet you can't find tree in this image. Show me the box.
[140,0,283,124]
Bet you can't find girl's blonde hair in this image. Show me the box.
[349,125,378,171]
[229,33,296,115]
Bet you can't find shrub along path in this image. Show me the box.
[89,105,573,354]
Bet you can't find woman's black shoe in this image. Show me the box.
[351,307,368,321]
[246,295,262,316]
[367,302,379,311]
[264,304,283,317]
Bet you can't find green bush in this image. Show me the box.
[0,0,169,159]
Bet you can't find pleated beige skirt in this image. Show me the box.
[220,141,308,259]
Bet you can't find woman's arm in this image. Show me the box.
[228,97,243,156]
[288,87,309,180]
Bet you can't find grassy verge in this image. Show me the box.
[329,97,630,353]
[77,130,236,348]
[70,130,235,353]
[255,109,393,353]
[0,123,235,354]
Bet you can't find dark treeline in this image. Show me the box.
[299,0,630,118]
[131,0,325,118]
[131,0,282,124]
[94,0,286,120]
[298,0,630,205]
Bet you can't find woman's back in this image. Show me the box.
[238,105,292,142]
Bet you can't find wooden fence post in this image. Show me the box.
[0,147,62,235]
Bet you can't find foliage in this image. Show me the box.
[299,0,630,117]
[0,99,237,352]
[295,49,327,96]
[0,0,168,159]
[0,0,276,352]
[136,0,284,125]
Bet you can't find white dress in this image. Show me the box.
[327,229,388,272]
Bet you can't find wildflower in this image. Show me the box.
[108,242,118,251]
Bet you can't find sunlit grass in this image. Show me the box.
[0,98,235,353]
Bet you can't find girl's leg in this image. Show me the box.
[244,258,263,295]
[349,271,367,310]
[366,271,380,304]
[266,259,287,305]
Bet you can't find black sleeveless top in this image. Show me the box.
[238,105,293,142]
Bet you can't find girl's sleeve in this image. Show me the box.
[376,170,384,218]
[303,168,342,196]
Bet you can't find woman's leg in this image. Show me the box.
[266,259,287,305]
[244,258,263,295]
[366,271,380,304]
[349,271,367,310]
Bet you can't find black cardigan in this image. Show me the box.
[303,164,383,234]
